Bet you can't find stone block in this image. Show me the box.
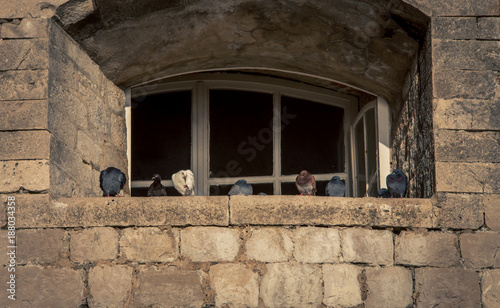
[0,39,49,70]
[70,227,119,262]
[436,162,500,194]
[76,130,102,167]
[341,228,393,265]
[210,263,259,308]
[434,69,496,100]
[120,227,178,262]
[230,195,433,228]
[433,98,500,130]
[430,0,499,16]
[134,266,204,307]
[478,18,500,40]
[0,0,67,18]
[0,70,48,100]
[245,227,293,262]
[415,268,481,307]
[260,263,322,308]
[17,229,68,264]
[105,79,126,113]
[0,130,51,160]
[432,17,478,40]
[483,269,500,308]
[49,164,87,198]
[181,227,240,262]
[365,267,413,308]
[89,265,133,308]
[1,17,49,38]
[0,100,48,131]
[293,227,341,263]
[0,160,50,193]
[460,232,500,268]
[433,193,484,229]
[323,264,362,307]
[485,195,500,231]
[433,40,500,71]
[47,104,77,149]
[0,231,9,265]
[395,231,460,267]
[55,0,95,27]
[110,112,127,153]
[435,130,500,163]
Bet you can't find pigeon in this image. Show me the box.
[386,169,407,198]
[100,167,126,197]
[147,174,167,197]
[172,170,195,196]
[228,179,253,196]
[258,192,267,196]
[295,170,316,196]
[325,176,345,197]
[378,188,391,198]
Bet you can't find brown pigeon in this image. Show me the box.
[295,170,317,196]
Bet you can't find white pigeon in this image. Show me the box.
[172,170,195,196]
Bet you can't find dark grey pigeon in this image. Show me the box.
[386,169,407,198]
[325,176,346,197]
[296,170,316,196]
[147,174,167,197]
[228,179,253,196]
[100,167,126,197]
[378,188,391,198]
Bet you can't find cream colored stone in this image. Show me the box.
[181,227,240,262]
[485,195,500,231]
[1,160,50,193]
[483,269,500,308]
[323,264,362,307]
[120,227,178,262]
[341,228,393,265]
[460,232,500,268]
[89,265,133,308]
[70,227,119,262]
[294,227,341,263]
[17,229,68,264]
[365,267,413,308]
[210,263,259,308]
[245,228,293,262]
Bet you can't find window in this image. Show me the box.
[128,73,389,197]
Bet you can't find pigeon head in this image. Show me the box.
[152,174,162,181]
[299,170,311,177]
[393,169,405,178]
[235,179,247,184]
[330,176,341,182]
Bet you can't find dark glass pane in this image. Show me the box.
[209,183,273,196]
[365,108,378,197]
[281,96,344,175]
[354,119,366,196]
[131,186,179,197]
[209,90,273,178]
[132,91,191,181]
[281,180,330,196]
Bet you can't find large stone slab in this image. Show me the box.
[433,40,500,71]
[1,160,50,193]
[483,269,500,308]
[1,18,49,38]
[0,39,49,70]
[365,267,413,308]
[436,162,500,194]
[432,17,478,40]
[70,227,119,262]
[0,100,48,131]
[323,264,362,307]
[293,227,341,263]
[230,196,433,228]
[429,0,499,16]
[485,195,500,231]
[181,227,240,262]
[210,263,259,308]
[435,130,500,163]
[341,228,393,265]
[433,69,496,100]
[89,265,133,308]
[17,229,68,264]
[460,232,500,268]
[0,131,51,160]
[0,70,48,100]
[245,227,293,262]
[433,193,484,229]
[478,18,500,40]
[120,227,178,262]
[0,0,67,18]
[433,98,500,131]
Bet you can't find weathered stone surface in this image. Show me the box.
[210,263,259,308]
[478,18,500,40]
[460,232,500,268]
[293,227,341,263]
[0,0,67,18]
[1,160,50,193]
[260,263,322,307]
[1,18,49,38]
[0,100,48,131]
[47,104,78,149]
[0,39,49,70]
[434,98,500,130]
[341,228,393,265]
[181,227,240,262]
[365,267,413,308]
[415,268,481,307]
[485,195,500,231]
[395,231,460,267]
[231,196,433,228]
[245,227,293,262]
[0,131,51,160]
[433,40,500,71]
[110,112,127,152]
[89,265,133,308]
[0,70,48,100]
[134,266,204,307]
[483,269,500,308]
[323,264,362,307]
[16,196,228,228]
[433,193,484,229]
[55,0,95,27]
[70,227,119,262]
[435,130,500,163]
[76,130,102,167]
[120,227,178,262]
[17,229,68,264]
[434,69,496,99]
[436,162,500,194]
[432,17,478,39]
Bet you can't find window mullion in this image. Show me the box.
[194,81,209,196]
[273,92,281,195]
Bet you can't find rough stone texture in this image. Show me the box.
[395,231,460,267]
[88,265,133,308]
[245,227,293,262]
[483,269,500,308]
[435,130,500,163]
[434,98,500,131]
[70,227,119,262]
[210,263,259,308]
[323,264,362,307]
[293,227,341,263]
[0,160,50,193]
[0,131,51,160]
[428,0,499,16]
[415,268,481,307]
[365,267,413,308]
[434,69,497,100]
[17,229,68,264]
[181,227,241,262]
[0,0,67,18]
[478,18,500,40]
[436,162,500,194]
[260,263,322,308]
[55,0,95,27]
[433,193,484,229]
[1,17,49,38]
[0,39,49,70]
[432,17,478,40]
[485,195,500,231]
[120,227,178,262]
[0,70,48,100]
[433,40,500,71]
[0,100,48,131]
[135,266,204,307]
[231,196,433,228]
[460,232,500,268]
[341,228,393,265]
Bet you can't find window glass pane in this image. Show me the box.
[281,96,344,175]
[354,119,366,196]
[365,108,378,196]
[131,91,191,181]
[209,90,273,178]
[209,183,273,196]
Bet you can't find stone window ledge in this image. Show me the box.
[8,195,444,229]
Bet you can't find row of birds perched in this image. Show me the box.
[99,167,407,198]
